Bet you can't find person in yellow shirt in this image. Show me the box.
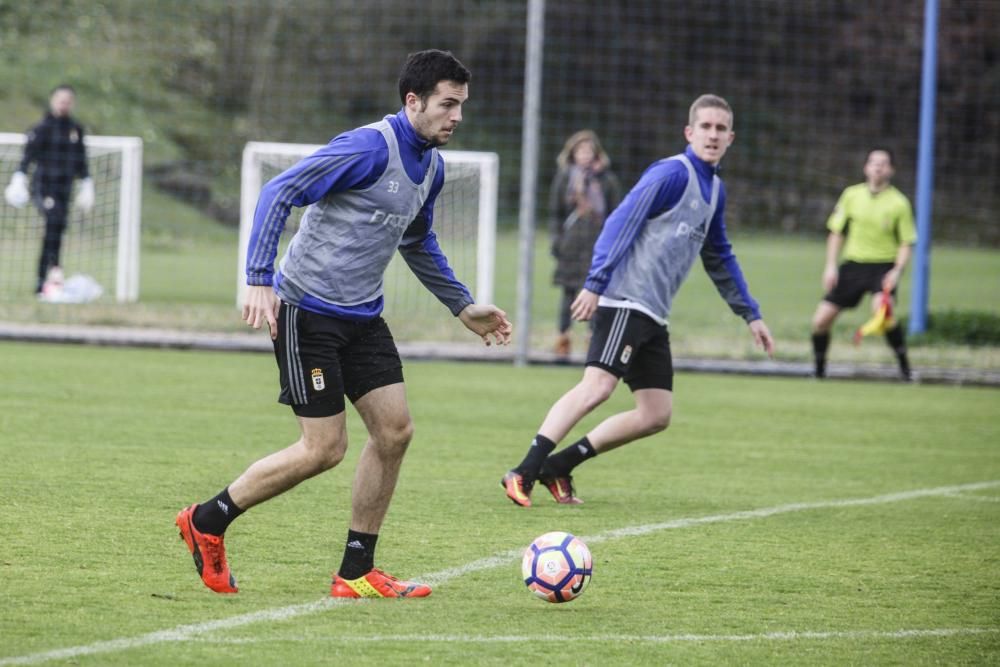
[810,148,916,380]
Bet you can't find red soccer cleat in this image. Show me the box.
[330,568,432,598]
[538,473,584,505]
[501,470,533,507]
[175,504,238,594]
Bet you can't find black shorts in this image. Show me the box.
[585,306,673,391]
[824,261,896,309]
[272,302,404,418]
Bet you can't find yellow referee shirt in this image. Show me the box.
[827,184,917,263]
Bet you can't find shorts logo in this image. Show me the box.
[620,344,633,364]
[311,368,325,391]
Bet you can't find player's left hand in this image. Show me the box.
[75,178,95,212]
[748,319,775,358]
[881,267,900,292]
[459,304,512,346]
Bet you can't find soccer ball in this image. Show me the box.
[521,531,592,603]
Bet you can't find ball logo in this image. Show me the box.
[522,531,593,603]
[620,344,633,364]
[311,368,325,391]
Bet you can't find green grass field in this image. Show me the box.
[1,341,998,665]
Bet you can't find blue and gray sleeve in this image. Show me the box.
[245,133,383,286]
[583,162,686,294]
[398,154,474,315]
[699,187,762,322]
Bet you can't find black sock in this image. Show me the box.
[885,326,911,378]
[513,434,557,482]
[543,437,597,477]
[338,529,378,580]
[811,332,830,377]
[192,487,244,536]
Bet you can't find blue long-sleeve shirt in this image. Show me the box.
[246,109,473,320]
[584,145,761,324]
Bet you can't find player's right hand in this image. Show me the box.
[242,285,279,339]
[822,266,838,293]
[570,289,599,321]
[4,172,29,208]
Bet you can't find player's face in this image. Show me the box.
[573,141,596,168]
[684,107,734,165]
[49,90,76,117]
[863,151,894,187]
[407,80,468,147]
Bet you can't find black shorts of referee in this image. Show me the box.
[824,261,896,309]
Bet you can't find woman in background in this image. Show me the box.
[550,130,620,358]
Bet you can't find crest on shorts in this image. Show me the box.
[620,345,633,364]
[311,368,325,391]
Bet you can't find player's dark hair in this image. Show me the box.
[50,84,76,96]
[398,50,470,105]
[868,147,895,166]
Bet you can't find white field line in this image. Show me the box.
[199,627,1000,645]
[2,479,998,666]
[942,491,1000,503]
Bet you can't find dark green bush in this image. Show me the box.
[905,310,1000,346]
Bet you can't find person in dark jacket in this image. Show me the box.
[549,130,620,358]
[5,84,94,293]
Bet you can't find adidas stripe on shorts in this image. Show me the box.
[585,306,673,391]
[272,302,404,417]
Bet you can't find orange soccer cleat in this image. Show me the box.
[501,470,533,507]
[175,504,238,594]
[330,568,432,598]
[538,472,584,505]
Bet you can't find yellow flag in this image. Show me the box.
[853,290,895,345]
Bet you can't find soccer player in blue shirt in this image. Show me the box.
[503,94,774,507]
[176,50,511,598]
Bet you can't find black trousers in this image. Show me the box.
[33,183,72,290]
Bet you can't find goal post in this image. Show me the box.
[237,141,498,342]
[0,132,142,302]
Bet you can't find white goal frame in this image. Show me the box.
[0,132,143,302]
[237,142,498,309]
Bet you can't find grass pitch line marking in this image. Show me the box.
[574,479,1000,547]
[202,627,1000,645]
[2,479,997,666]
[942,491,1000,503]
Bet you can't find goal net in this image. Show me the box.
[238,142,498,343]
[0,132,142,303]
